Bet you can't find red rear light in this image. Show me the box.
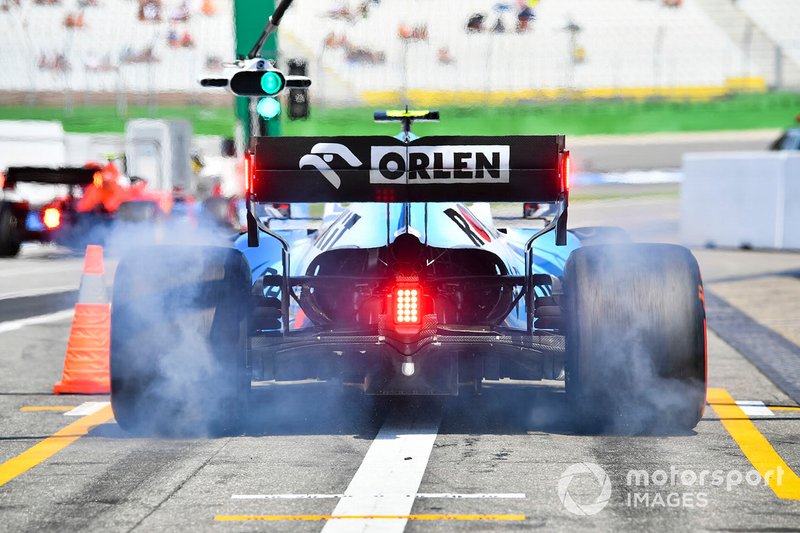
[243,152,252,196]
[393,285,421,325]
[561,151,571,192]
[43,207,61,229]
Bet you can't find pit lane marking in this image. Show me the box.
[215,514,525,522]
[19,406,75,412]
[708,388,800,500]
[735,401,775,417]
[0,265,82,279]
[232,493,526,500]
[0,285,77,300]
[64,401,110,417]
[0,309,74,334]
[320,405,444,533]
[0,404,113,488]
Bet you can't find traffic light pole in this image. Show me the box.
[233,0,281,141]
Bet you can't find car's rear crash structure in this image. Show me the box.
[110,122,707,436]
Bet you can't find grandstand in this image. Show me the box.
[738,0,800,68]
[0,0,235,95]
[0,0,798,106]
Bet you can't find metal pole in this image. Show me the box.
[774,45,784,90]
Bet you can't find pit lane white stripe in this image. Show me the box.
[232,493,525,500]
[0,309,73,334]
[0,285,77,300]
[736,401,774,417]
[0,265,82,279]
[64,402,110,417]
[321,406,442,533]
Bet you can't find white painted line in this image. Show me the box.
[0,265,82,279]
[0,309,74,334]
[65,402,110,417]
[232,493,525,500]
[416,493,525,499]
[0,285,77,300]
[321,406,442,533]
[736,401,774,417]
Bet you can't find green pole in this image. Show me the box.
[233,0,281,140]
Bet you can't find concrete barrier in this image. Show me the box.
[681,152,800,250]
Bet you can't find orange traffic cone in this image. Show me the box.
[53,245,111,394]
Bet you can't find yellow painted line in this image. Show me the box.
[19,406,75,412]
[0,405,114,488]
[769,406,800,412]
[215,514,525,522]
[707,388,800,500]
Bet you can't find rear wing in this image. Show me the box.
[248,135,567,203]
[245,134,570,336]
[3,167,96,189]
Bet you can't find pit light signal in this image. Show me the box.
[256,97,281,120]
[229,69,286,97]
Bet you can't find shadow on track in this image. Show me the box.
[87,380,697,440]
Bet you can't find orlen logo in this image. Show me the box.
[298,143,363,189]
[370,145,510,184]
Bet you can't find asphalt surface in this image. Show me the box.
[569,129,780,172]
[1,191,800,532]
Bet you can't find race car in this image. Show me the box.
[0,166,96,256]
[0,163,198,256]
[769,114,800,151]
[110,112,707,436]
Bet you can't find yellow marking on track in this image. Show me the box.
[708,388,800,500]
[769,406,800,412]
[19,406,75,412]
[215,514,526,522]
[0,405,114,487]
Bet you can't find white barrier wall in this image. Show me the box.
[681,152,800,250]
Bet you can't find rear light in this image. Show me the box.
[561,151,571,192]
[393,285,421,324]
[92,171,103,189]
[243,152,252,196]
[43,207,61,229]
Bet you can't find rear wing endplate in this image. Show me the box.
[3,167,96,189]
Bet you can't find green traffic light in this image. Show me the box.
[260,71,284,95]
[256,97,281,120]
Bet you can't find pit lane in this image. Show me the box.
[1,188,799,531]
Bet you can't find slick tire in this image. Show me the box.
[563,244,706,434]
[0,203,22,257]
[111,245,251,436]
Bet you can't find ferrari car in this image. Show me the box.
[0,165,210,257]
[110,112,707,436]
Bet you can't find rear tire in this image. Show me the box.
[111,245,251,436]
[564,244,706,433]
[0,203,22,257]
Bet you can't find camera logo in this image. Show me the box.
[558,462,612,516]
